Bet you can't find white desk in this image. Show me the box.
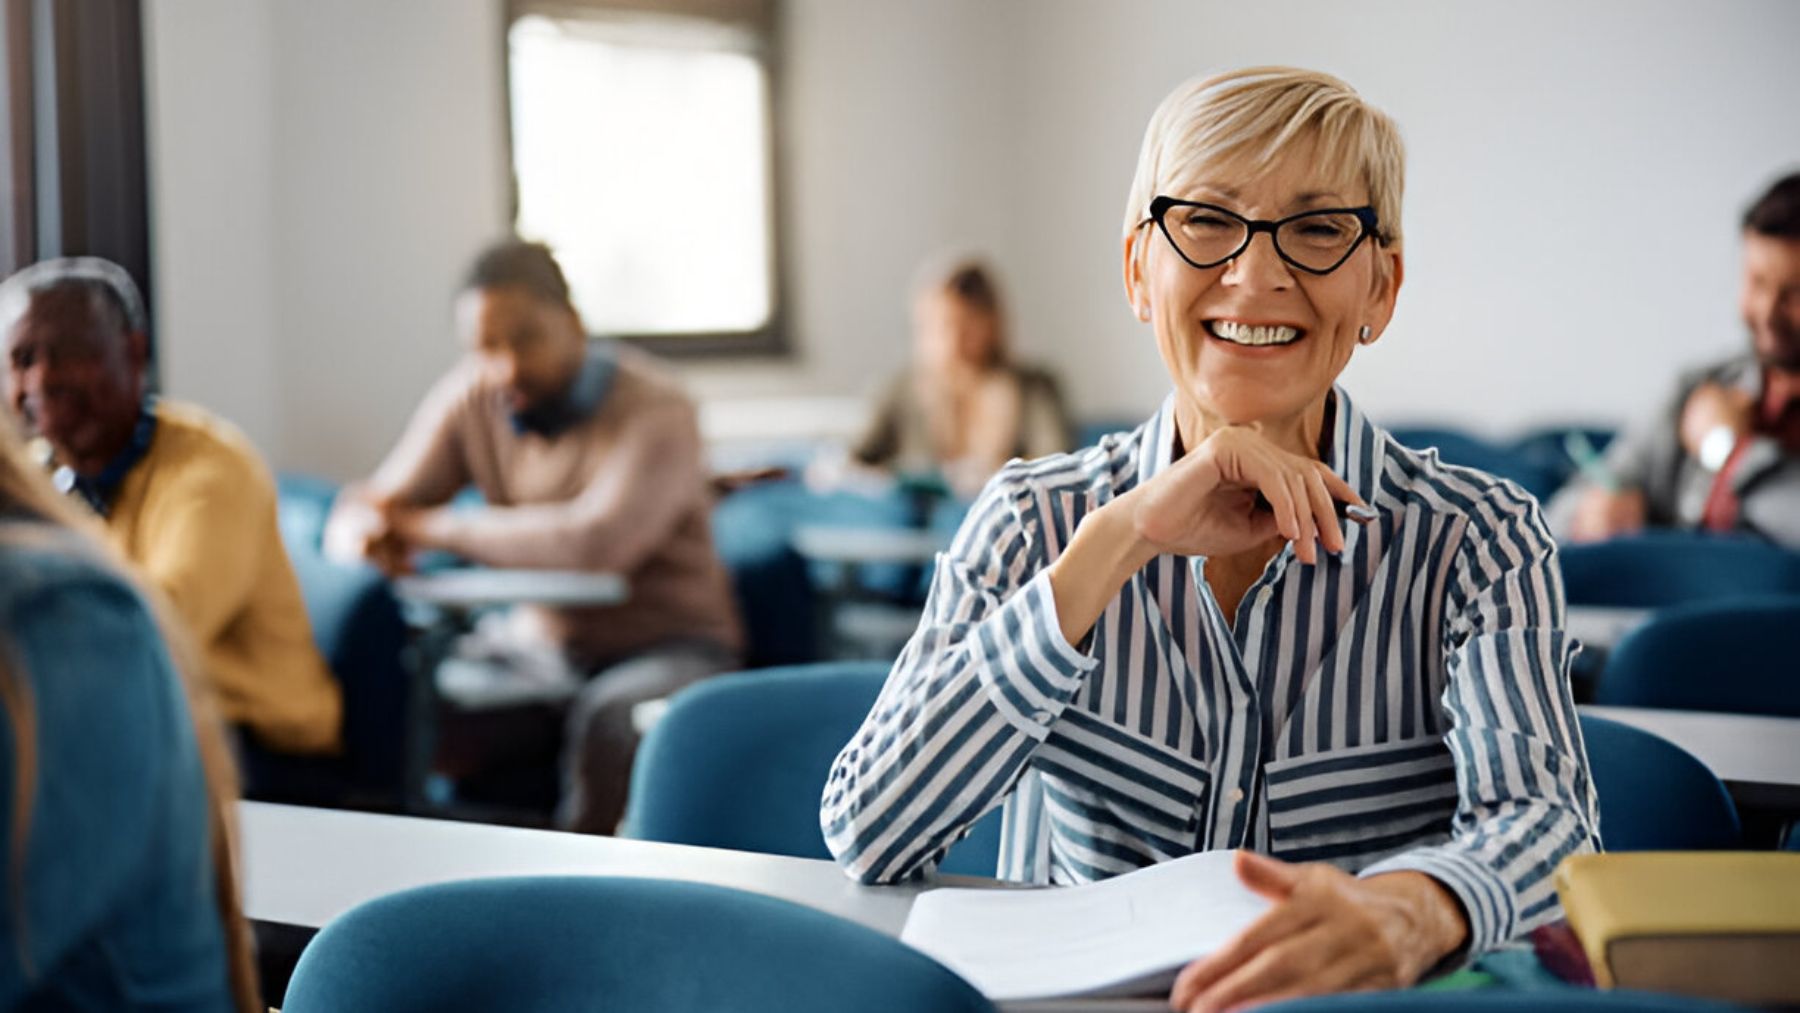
[241,803,1165,1012]
[1565,605,1652,652]
[790,524,947,565]
[1579,705,1800,810]
[394,568,628,609]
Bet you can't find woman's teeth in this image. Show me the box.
[1210,321,1301,346]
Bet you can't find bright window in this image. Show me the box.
[507,5,780,351]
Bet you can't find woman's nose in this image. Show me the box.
[1221,231,1294,290]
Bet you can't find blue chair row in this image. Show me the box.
[625,664,1740,869]
[1559,531,1800,609]
[1388,425,1615,501]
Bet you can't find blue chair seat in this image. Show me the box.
[282,877,995,1013]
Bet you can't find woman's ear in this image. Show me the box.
[1122,232,1151,322]
[1361,248,1404,342]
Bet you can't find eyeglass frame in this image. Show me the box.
[1144,195,1383,276]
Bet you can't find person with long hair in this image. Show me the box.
[0,414,258,1010]
[848,258,1073,499]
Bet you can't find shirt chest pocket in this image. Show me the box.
[1262,735,1459,871]
[1031,706,1211,858]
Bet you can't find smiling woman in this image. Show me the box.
[823,67,1597,1012]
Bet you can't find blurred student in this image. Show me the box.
[845,258,1072,499]
[0,415,258,1010]
[324,239,742,834]
[1552,172,1800,547]
[0,259,343,767]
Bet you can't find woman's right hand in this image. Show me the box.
[1131,427,1367,565]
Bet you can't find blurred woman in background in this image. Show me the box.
[848,257,1073,499]
[0,417,257,1011]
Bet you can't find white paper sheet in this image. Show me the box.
[900,850,1269,1001]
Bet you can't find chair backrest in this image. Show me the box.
[287,550,412,795]
[281,876,995,1013]
[1579,714,1740,851]
[625,662,1004,876]
[1387,427,1562,499]
[1257,988,1747,1013]
[276,471,341,556]
[1559,532,1800,608]
[1595,596,1800,718]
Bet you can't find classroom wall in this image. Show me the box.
[144,0,1800,479]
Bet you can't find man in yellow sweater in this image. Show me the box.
[1,257,342,760]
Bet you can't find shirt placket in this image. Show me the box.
[1191,555,1275,850]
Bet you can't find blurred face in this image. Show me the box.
[1741,232,1800,372]
[1125,144,1402,430]
[455,284,588,414]
[4,291,144,467]
[914,290,1000,373]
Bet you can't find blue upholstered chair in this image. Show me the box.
[1594,596,1800,719]
[1257,988,1747,1013]
[1387,427,1563,500]
[1558,532,1800,608]
[625,662,1004,877]
[711,480,820,667]
[1510,425,1616,492]
[258,473,412,806]
[1579,714,1740,851]
[280,876,995,1013]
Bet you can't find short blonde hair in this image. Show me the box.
[1123,67,1405,255]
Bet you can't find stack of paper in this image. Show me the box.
[900,850,1268,1002]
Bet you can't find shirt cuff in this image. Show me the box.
[1361,845,1517,959]
[972,568,1099,740]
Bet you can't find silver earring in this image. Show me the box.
[1358,325,1374,344]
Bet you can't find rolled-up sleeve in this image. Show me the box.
[821,464,1098,883]
[1361,488,1600,955]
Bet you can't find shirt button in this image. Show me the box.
[1227,787,1246,804]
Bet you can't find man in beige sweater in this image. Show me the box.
[326,240,743,833]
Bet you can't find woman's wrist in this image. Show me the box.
[1046,497,1158,647]
[1364,871,1471,978]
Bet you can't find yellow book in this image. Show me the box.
[1554,852,1800,1006]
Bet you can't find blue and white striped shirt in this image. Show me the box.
[822,388,1599,956]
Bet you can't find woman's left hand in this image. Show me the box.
[1169,851,1468,1013]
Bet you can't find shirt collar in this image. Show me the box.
[53,397,159,517]
[510,339,618,437]
[1134,385,1386,511]
[1762,367,1800,424]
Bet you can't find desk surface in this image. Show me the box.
[240,803,1163,1011]
[1564,605,1652,651]
[1579,705,1800,808]
[791,524,948,564]
[242,802,917,936]
[393,569,628,608]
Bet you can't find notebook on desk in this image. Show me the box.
[899,850,1267,1002]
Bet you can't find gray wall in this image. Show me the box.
[146,0,1800,478]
